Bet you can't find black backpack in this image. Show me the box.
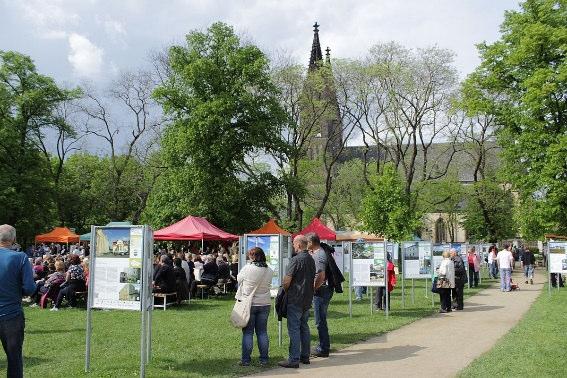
[321,243,345,293]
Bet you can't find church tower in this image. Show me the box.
[303,22,344,159]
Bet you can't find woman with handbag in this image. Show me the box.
[235,247,273,367]
[436,250,455,313]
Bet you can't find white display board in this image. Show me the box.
[548,242,567,274]
[386,243,399,262]
[90,226,152,311]
[331,242,344,274]
[402,241,432,279]
[432,244,450,271]
[351,241,386,286]
[242,234,291,296]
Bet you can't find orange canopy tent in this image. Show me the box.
[248,219,291,235]
[35,227,80,244]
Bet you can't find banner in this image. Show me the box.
[246,235,281,290]
[331,243,344,273]
[402,241,432,279]
[387,243,399,262]
[91,226,150,311]
[351,242,386,286]
[548,242,567,274]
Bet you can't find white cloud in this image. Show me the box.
[95,15,127,44]
[67,33,104,77]
[17,0,80,39]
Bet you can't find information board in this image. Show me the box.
[386,243,399,262]
[402,241,432,279]
[432,244,450,271]
[351,242,386,286]
[548,242,567,274]
[91,226,152,311]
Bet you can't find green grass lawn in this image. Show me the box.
[458,286,567,377]
[4,280,490,377]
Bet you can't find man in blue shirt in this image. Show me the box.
[0,224,35,378]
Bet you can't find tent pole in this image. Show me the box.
[201,239,204,253]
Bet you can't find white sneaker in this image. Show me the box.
[29,303,38,308]
[22,297,32,303]
[50,307,59,311]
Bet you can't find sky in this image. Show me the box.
[1,0,522,86]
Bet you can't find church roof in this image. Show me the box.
[309,22,323,70]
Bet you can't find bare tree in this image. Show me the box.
[336,43,463,209]
[81,69,163,221]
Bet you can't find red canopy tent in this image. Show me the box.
[35,227,80,244]
[154,215,239,241]
[248,219,291,235]
[294,218,336,241]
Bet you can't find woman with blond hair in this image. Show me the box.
[436,250,455,313]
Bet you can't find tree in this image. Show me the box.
[360,164,421,242]
[146,22,287,233]
[462,180,516,242]
[81,69,162,222]
[469,0,567,234]
[0,51,79,243]
[334,45,462,208]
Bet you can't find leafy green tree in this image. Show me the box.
[468,0,567,234]
[462,179,516,242]
[0,51,79,243]
[361,164,421,242]
[146,23,287,233]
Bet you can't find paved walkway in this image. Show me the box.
[254,271,544,378]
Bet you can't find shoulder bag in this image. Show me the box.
[230,268,270,328]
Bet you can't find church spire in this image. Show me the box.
[309,22,323,70]
[325,47,331,65]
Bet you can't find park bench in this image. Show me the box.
[153,292,177,310]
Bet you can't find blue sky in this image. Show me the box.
[1,0,521,85]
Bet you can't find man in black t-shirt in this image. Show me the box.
[278,235,316,369]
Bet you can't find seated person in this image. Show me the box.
[190,255,204,297]
[30,260,66,307]
[51,254,86,311]
[200,256,218,288]
[173,258,190,303]
[214,257,230,294]
[153,255,176,293]
[32,258,46,280]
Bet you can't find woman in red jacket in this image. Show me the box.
[375,254,397,311]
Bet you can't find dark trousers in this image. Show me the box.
[451,284,464,310]
[55,282,84,308]
[468,266,479,287]
[313,286,332,354]
[0,313,25,378]
[375,287,391,310]
[439,288,452,311]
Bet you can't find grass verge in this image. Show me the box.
[2,279,489,377]
[458,286,567,377]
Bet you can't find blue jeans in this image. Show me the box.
[489,262,498,279]
[0,313,25,378]
[241,305,270,364]
[313,286,333,354]
[500,268,511,291]
[286,303,310,363]
[523,265,534,280]
[355,286,365,299]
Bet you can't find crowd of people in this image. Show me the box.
[435,243,541,313]
[151,246,240,302]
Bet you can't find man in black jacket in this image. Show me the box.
[450,248,466,310]
[521,248,536,284]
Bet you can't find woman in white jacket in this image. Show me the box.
[437,250,455,313]
[236,247,273,367]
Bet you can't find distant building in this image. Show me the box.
[302,23,501,243]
